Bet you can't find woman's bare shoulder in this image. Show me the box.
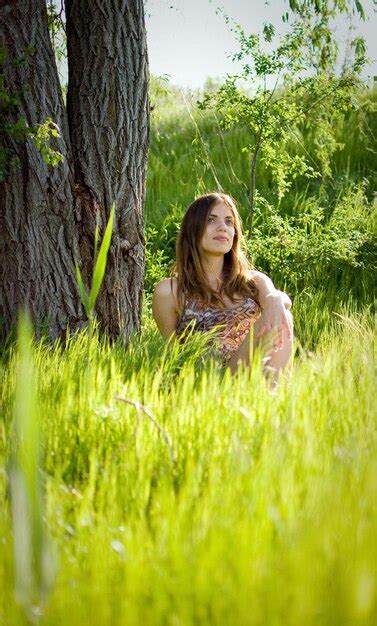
[153,277,180,312]
[247,269,267,280]
[153,277,178,297]
[152,278,180,336]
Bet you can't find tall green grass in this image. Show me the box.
[0,310,375,625]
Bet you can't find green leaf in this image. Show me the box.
[88,203,115,313]
[355,0,366,20]
[263,22,275,42]
[93,220,100,267]
[75,263,90,317]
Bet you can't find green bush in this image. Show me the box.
[247,184,376,294]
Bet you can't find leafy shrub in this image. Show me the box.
[145,207,182,293]
[246,184,376,296]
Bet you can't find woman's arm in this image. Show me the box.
[152,278,179,339]
[250,270,291,308]
[250,270,293,347]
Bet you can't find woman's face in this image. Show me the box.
[200,201,236,257]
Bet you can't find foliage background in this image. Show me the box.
[0,2,376,624]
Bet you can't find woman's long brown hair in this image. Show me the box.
[174,192,259,310]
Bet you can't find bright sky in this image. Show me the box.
[145,0,377,88]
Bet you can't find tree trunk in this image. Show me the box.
[0,0,149,342]
[0,0,82,339]
[66,0,150,339]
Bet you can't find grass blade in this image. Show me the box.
[75,263,90,318]
[88,203,115,312]
[9,313,55,618]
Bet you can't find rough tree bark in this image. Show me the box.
[66,0,149,337]
[0,0,82,339]
[0,0,149,340]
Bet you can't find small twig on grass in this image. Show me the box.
[115,396,177,466]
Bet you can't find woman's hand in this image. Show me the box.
[257,291,293,349]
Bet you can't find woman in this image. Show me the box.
[152,192,293,382]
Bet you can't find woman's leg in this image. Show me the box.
[227,329,252,374]
[227,310,294,381]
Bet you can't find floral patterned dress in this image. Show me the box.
[176,296,261,361]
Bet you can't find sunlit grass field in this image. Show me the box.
[0,304,376,625]
[0,86,376,624]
